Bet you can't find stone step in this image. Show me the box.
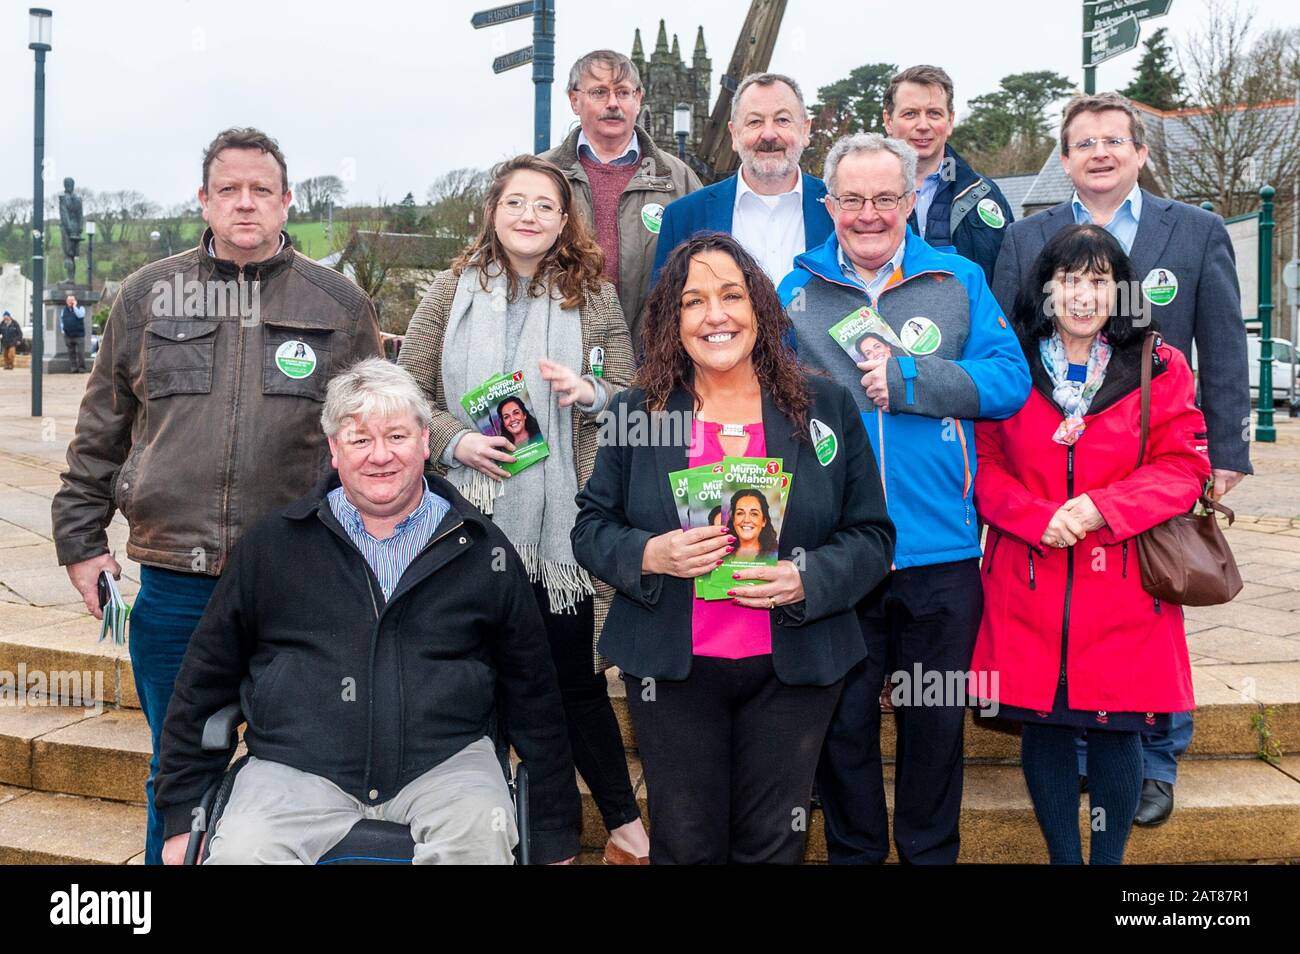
[605,663,1300,761]
[0,609,137,709]
[0,661,1292,813]
[0,704,151,802]
[1,754,1295,864]
[577,755,1300,864]
[0,787,145,864]
[4,606,1295,763]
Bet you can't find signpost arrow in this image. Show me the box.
[1085,12,1141,66]
[475,0,554,153]
[1084,0,1173,32]
[471,1,535,29]
[493,45,534,74]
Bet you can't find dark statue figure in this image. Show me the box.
[58,177,84,283]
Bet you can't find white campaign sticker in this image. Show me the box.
[641,202,665,234]
[1142,267,1178,306]
[811,418,838,466]
[976,197,1006,229]
[899,316,942,355]
[275,340,317,379]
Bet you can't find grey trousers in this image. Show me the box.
[205,737,518,865]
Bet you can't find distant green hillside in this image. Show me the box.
[286,221,350,260]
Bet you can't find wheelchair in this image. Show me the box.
[183,701,531,865]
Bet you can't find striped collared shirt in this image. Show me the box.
[327,478,450,601]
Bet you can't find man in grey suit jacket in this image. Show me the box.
[992,92,1252,828]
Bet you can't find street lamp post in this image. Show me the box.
[29,7,52,418]
[674,102,691,162]
[85,220,95,291]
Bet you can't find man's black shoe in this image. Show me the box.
[1133,778,1174,827]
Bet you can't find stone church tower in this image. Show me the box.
[631,20,711,163]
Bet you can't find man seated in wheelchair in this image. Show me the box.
[155,359,581,864]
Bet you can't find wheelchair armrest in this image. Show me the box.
[201,702,245,752]
[514,761,530,866]
[184,776,220,866]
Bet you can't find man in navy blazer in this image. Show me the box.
[992,92,1252,829]
[652,72,832,286]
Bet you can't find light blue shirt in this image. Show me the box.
[576,130,641,167]
[1071,182,1142,254]
[838,234,908,303]
[913,171,943,239]
[328,478,450,601]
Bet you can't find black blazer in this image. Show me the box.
[572,373,895,686]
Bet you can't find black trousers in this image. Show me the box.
[817,558,983,864]
[535,582,640,833]
[625,654,842,864]
[65,335,85,371]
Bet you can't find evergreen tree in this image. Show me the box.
[805,63,897,176]
[951,70,1074,155]
[1121,27,1187,110]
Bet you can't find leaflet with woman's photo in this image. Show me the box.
[707,457,792,599]
[828,305,909,367]
[459,370,550,476]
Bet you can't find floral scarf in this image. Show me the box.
[1039,332,1112,445]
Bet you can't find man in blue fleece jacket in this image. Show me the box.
[779,132,1029,864]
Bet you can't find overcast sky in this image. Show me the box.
[1,0,1296,208]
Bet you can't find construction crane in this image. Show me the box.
[693,0,788,182]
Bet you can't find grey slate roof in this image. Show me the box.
[1022,150,1074,213]
[992,173,1040,219]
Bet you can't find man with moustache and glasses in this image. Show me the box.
[541,49,701,349]
[652,72,832,286]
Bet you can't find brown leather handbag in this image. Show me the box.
[1132,333,1243,606]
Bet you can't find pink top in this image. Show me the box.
[689,419,774,660]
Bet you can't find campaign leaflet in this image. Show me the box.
[668,467,695,531]
[827,305,908,367]
[708,457,792,599]
[685,463,729,599]
[670,457,792,601]
[459,370,550,476]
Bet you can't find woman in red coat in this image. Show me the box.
[969,225,1211,864]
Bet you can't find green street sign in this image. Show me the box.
[1084,0,1173,32]
[1085,12,1141,66]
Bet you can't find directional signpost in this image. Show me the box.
[493,47,533,73]
[471,2,534,28]
[1082,0,1173,93]
[473,0,555,153]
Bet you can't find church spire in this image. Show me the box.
[654,19,669,54]
[694,25,707,57]
[671,33,681,62]
[632,27,644,61]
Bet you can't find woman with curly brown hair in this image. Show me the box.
[572,232,896,863]
[398,154,648,864]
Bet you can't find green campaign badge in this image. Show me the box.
[1142,267,1178,306]
[976,198,1006,229]
[900,316,942,356]
[811,418,838,466]
[275,340,317,379]
[641,202,665,234]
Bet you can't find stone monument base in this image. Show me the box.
[42,282,99,374]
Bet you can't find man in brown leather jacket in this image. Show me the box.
[50,127,383,864]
